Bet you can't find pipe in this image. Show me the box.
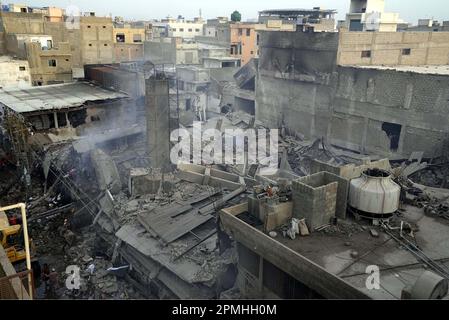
[0,203,33,300]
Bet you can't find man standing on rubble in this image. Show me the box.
[58,218,76,254]
[48,268,59,297]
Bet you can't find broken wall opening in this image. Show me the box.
[235,97,255,115]
[381,122,402,151]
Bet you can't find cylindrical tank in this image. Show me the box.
[349,168,401,217]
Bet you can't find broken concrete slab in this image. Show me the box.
[91,149,122,194]
[128,168,162,196]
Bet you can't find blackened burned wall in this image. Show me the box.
[256,30,449,157]
[256,30,338,142]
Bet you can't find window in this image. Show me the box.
[179,28,184,32]
[250,51,254,54]
[19,66,26,71]
[238,29,242,36]
[47,40,53,49]
[361,50,371,58]
[246,28,251,36]
[133,34,142,42]
[104,44,108,46]
[20,8,27,13]
[195,28,200,32]
[231,44,238,55]
[87,25,91,28]
[88,43,92,46]
[402,48,411,55]
[172,28,177,32]
[186,98,192,111]
[103,26,106,28]
[188,28,193,32]
[116,34,125,42]
[48,59,57,67]
[257,34,260,45]
[65,59,69,62]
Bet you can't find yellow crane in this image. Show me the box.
[0,203,34,299]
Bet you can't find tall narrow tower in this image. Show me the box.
[145,73,171,171]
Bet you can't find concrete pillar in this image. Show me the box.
[361,117,369,153]
[145,75,171,171]
[65,112,71,128]
[53,112,59,129]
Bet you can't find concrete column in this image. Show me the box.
[65,112,71,128]
[361,117,369,153]
[53,112,59,129]
[398,123,407,154]
[145,75,171,171]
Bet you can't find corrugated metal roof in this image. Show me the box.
[0,82,128,114]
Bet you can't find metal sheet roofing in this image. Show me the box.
[0,82,128,114]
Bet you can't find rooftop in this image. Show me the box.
[259,8,338,15]
[221,185,449,299]
[348,65,449,76]
[0,81,128,114]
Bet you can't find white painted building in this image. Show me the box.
[165,17,205,39]
[0,56,31,89]
[344,0,404,32]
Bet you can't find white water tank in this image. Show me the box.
[349,168,401,217]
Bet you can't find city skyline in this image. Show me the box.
[5,0,449,24]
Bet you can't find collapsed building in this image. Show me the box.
[1,2,449,301]
[256,30,449,158]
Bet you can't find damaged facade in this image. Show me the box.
[256,30,449,158]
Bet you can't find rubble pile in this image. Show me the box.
[283,137,348,176]
[410,164,449,189]
[113,180,219,225]
[414,194,449,220]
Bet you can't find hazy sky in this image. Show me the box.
[9,0,449,24]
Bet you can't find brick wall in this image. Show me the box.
[338,31,449,66]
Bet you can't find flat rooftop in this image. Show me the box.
[272,204,449,299]
[259,8,337,15]
[347,65,449,76]
[203,56,241,61]
[222,190,449,299]
[0,81,128,114]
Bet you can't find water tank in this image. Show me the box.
[349,168,401,218]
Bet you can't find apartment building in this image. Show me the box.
[344,0,403,32]
[165,17,205,39]
[229,23,258,66]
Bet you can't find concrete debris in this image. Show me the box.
[91,149,122,194]
[284,137,350,176]
[410,164,449,189]
[370,229,379,238]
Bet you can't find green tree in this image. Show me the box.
[231,10,241,22]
